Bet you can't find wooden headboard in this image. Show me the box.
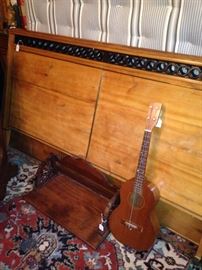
[4,29,202,245]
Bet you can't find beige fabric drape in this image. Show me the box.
[21,0,202,56]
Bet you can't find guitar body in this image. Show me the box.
[109,178,160,251]
[109,103,162,250]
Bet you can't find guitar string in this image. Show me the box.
[128,131,151,226]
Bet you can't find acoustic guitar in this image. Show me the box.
[109,103,162,251]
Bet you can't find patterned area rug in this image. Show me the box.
[0,148,200,270]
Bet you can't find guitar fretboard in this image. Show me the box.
[134,131,152,195]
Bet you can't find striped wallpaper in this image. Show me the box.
[24,0,202,56]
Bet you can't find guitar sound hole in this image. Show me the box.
[129,193,144,208]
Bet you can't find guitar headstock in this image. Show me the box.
[145,103,162,132]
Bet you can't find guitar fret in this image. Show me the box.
[133,130,151,194]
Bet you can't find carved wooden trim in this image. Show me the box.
[15,34,202,81]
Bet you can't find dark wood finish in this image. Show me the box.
[0,34,17,197]
[0,33,8,50]
[0,33,8,69]
[109,179,159,250]
[0,33,8,114]
[53,155,118,199]
[24,153,119,249]
[0,117,17,200]
[10,130,65,161]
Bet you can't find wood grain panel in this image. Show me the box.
[87,71,202,217]
[5,30,202,245]
[9,52,102,157]
[13,51,100,102]
[156,200,202,244]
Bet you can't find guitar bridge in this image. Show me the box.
[122,220,143,232]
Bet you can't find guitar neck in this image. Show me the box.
[134,130,152,194]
